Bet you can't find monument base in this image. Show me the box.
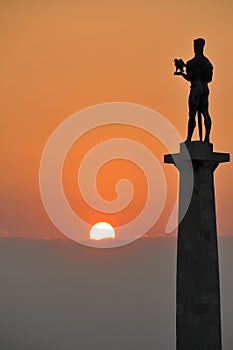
[164,141,229,350]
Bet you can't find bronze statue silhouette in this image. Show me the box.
[174,38,213,142]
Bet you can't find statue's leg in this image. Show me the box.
[186,89,197,142]
[200,88,212,142]
[186,115,196,142]
[203,113,211,142]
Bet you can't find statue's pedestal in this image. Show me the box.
[164,142,229,350]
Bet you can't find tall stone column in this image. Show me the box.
[164,141,229,350]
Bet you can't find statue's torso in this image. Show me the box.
[186,55,213,84]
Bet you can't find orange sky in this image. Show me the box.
[1,1,233,239]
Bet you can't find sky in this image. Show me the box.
[1,0,233,239]
[1,1,233,348]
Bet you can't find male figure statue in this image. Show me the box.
[174,38,213,142]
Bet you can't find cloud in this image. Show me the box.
[0,229,10,238]
[0,229,67,240]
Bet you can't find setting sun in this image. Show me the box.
[90,222,115,241]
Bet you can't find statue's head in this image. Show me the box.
[194,38,205,54]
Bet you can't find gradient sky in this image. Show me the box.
[1,0,233,240]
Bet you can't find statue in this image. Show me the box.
[174,38,213,142]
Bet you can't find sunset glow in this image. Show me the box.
[1,2,232,239]
[90,222,115,241]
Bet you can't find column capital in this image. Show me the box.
[164,141,230,170]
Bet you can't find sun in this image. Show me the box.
[90,222,115,241]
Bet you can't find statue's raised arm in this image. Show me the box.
[174,38,213,142]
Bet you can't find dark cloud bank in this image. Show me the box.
[0,236,232,349]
